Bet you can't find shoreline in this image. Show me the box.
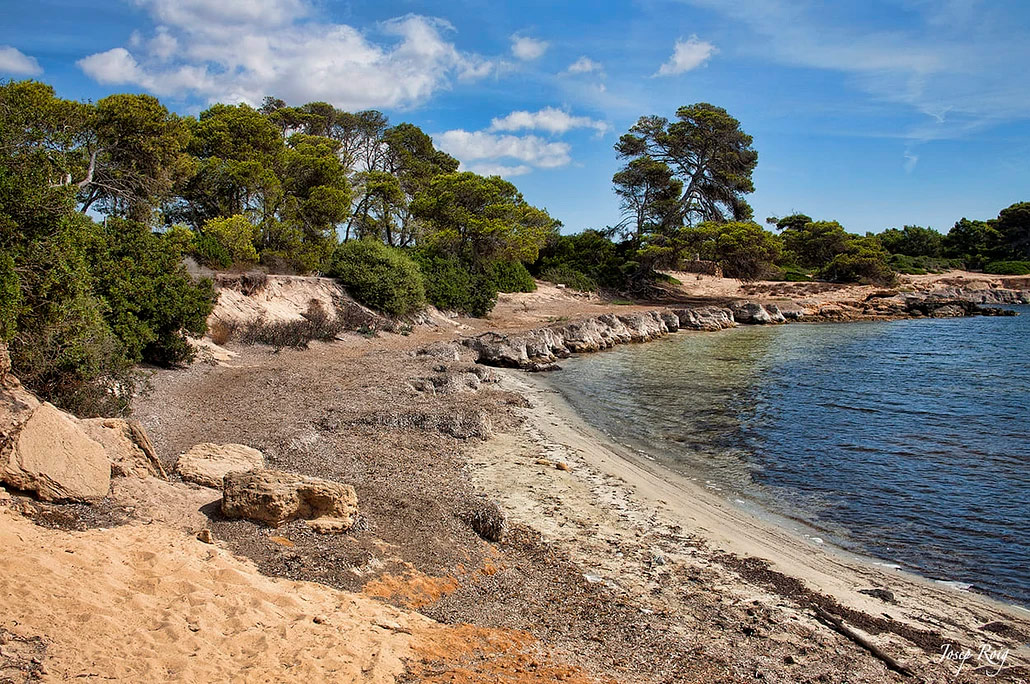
[467,363,1030,676]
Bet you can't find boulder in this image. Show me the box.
[1,402,110,501]
[729,301,773,324]
[673,307,736,331]
[177,443,264,489]
[221,469,359,530]
[81,418,167,479]
[0,342,9,383]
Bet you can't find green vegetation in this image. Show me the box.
[328,239,425,317]
[488,259,537,293]
[983,261,1030,275]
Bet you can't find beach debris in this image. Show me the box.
[176,443,265,489]
[221,469,359,530]
[812,605,914,677]
[460,499,506,542]
[858,588,897,603]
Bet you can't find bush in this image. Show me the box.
[773,265,813,282]
[328,239,425,316]
[983,260,1030,275]
[818,251,896,285]
[488,260,536,293]
[541,266,597,292]
[201,215,259,265]
[889,254,963,275]
[222,301,345,350]
[412,249,498,317]
[0,252,19,342]
[192,231,233,269]
[87,218,216,366]
[533,230,631,290]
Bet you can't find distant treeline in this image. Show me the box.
[1,80,1027,416]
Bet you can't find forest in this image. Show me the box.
[1,80,1028,416]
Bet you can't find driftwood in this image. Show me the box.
[813,605,914,677]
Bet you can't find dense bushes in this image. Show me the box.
[488,260,536,293]
[328,239,425,317]
[983,261,1030,275]
[411,249,497,317]
[533,230,633,291]
[817,239,897,285]
[540,266,598,292]
[0,253,19,342]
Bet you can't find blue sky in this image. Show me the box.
[2,0,1029,235]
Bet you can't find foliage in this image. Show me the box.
[540,266,598,292]
[412,248,498,317]
[218,301,345,350]
[612,156,682,245]
[775,219,851,270]
[532,229,634,291]
[328,239,425,317]
[817,236,896,285]
[773,265,813,282]
[668,222,781,282]
[85,218,216,366]
[412,172,557,267]
[888,254,962,275]
[983,260,1030,275]
[615,103,758,227]
[877,225,944,258]
[200,215,259,265]
[488,260,537,293]
[942,218,999,268]
[0,252,19,342]
[992,202,1030,260]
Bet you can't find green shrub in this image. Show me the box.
[201,215,259,265]
[329,239,425,316]
[541,266,597,292]
[411,249,498,317]
[773,265,813,282]
[87,218,216,366]
[0,252,19,342]
[488,260,537,293]
[889,254,963,275]
[818,251,896,285]
[533,230,631,291]
[983,260,1030,275]
[192,231,233,269]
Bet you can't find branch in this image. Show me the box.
[812,606,914,677]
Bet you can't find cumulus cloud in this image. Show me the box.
[565,56,603,75]
[465,162,533,177]
[511,34,549,61]
[0,46,43,76]
[77,3,492,109]
[435,129,572,170]
[490,107,608,135]
[655,35,717,76]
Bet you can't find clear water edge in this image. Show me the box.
[533,308,1030,608]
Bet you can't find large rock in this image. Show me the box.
[1,402,110,501]
[81,418,167,479]
[221,469,359,530]
[673,306,736,331]
[0,342,10,383]
[177,443,264,488]
[729,301,775,324]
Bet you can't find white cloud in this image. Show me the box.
[435,129,572,169]
[511,34,549,61]
[0,46,43,76]
[903,150,919,173]
[77,5,492,110]
[655,35,717,76]
[490,107,608,135]
[465,162,533,178]
[566,56,603,75]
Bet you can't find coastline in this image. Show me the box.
[468,364,1030,677]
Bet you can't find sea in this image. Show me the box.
[538,305,1030,607]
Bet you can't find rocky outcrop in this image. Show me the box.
[1,401,110,502]
[81,418,166,479]
[920,286,1030,305]
[176,443,265,489]
[672,306,736,331]
[729,301,787,325]
[221,469,359,531]
[0,342,10,382]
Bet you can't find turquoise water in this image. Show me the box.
[542,307,1030,606]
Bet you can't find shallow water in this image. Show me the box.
[541,307,1030,606]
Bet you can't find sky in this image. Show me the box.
[2,0,1029,235]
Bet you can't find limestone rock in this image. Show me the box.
[221,469,359,529]
[673,307,736,331]
[0,342,10,383]
[177,443,264,489]
[729,301,774,324]
[81,418,166,479]
[1,402,110,502]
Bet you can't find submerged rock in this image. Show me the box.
[221,468,359,530]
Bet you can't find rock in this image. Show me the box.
[729,301,774,324]
[659,311,680,332]
[672,307,736,331]
[80,418,166,479]
[414,341,462,361]
[526,362,561,372]
[196,528,214,544]
[858,588,896,603]
[765,304,787,323]
[177,443,264,489]
[221,469,359,530]
[1,402,110,502]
